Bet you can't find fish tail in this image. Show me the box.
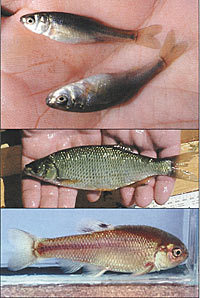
[8,229,38,271]
[170,152,198,182]
[136,25,162,49]
[159,30,188,66]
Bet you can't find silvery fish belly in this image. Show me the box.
[8,224,188,275]
[23,145,172,190]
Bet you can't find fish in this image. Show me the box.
[20,11,162,48]
[23,144,198,191]
[8,222,188,275]
[46,30,187,113]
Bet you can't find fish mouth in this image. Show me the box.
[23,165,42,178]
[46,93,56,107]
[23,165,35,176]
[20,16,25,24]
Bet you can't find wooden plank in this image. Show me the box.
[0,145,22,177]
[172,130,199,195]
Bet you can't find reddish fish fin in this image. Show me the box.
[58,178,80,186]
[136,25,162,49]
[130,177,153,187]
[159,30,188,66]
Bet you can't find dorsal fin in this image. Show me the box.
[78,219,114,233]
[113,143,135,154]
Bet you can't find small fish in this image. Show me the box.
[23,144,197,191]
[20,11,161,48]
[8,223,188,275]
[46,30,187,112]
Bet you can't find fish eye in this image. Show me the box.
[172,248,182,257]
[57,95,68,104]
[26,16,35,25]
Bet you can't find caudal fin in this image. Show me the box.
[8,229,37,271]
[170,152,198,182]
[159,30,188,66]
[136,25,162,49]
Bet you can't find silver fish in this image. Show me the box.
[20,12,161,47]
[46,31,187,113]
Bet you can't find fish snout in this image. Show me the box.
[46,93,57,107]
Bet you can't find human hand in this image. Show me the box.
[22,129,101,207]
[102,129,181,207]
[2,0,198,129]
[22,129,181,208]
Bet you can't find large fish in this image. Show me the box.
[46,30,187,113]
[23,144,197,191]
[20,11,161,48]
[8,222,188,275]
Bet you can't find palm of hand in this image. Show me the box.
[22,129,180,208]
[2,0,198,129]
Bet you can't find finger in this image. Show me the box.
[40,184,58,208]
[154,176,175,205]
[86,191,101,202]
[120,187,135,207]
[134,185,154,207]
[58,187,78,208]
[22,179,41,208]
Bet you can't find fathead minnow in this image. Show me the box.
[20,11,162,48]
[46,30,187,113]
[8,223,188,275]
[23,144,197,191]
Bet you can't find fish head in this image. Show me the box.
[46,85,79,111]
[24,157,58,181]
[154,238,188,271]
[20,13,51,35]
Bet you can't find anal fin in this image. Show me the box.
[58,259,83,274]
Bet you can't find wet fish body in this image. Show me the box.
[46,60,164,112]
[8,224,188,275]
[20,12,161,47]
[46,31,187,112]
[23,145,197,190]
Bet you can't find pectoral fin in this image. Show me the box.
[131,262,154,276]
[58,259,83,273]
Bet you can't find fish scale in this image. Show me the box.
[36,230,158,272]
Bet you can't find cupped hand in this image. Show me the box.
[102,129,181,207]
[22,129,181,208]
[22,129,101,207]
[2,0,198,129]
